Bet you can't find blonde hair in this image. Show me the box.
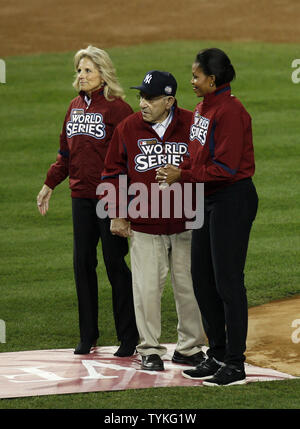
[72,46,126,100]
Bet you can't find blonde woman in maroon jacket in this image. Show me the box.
[156,49,258,386]
[37,46,138,355]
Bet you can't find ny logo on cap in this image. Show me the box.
[144,74,153,84]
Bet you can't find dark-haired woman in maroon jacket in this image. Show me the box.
[156,48,258,386]
[37,46,138,355]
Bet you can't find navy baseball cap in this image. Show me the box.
[131,70,177,97]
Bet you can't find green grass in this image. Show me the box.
[1,381,300,409]
[0,40,299,409]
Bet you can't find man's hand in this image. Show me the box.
[110,218,132,238]
[37,184,53,215]
[155,164,181,185]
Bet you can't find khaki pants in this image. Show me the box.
[130,229,206,357]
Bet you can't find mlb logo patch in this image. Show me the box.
[71,109,84,120]
[140,139,157,145]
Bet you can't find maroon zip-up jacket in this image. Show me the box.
[101,104,193,235]
[180,83,255,195]
[44,90,133,198]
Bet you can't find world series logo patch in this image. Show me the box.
[189,111,210,146]
[134,138,188,172]
[66,109,106,140]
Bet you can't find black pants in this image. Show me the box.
[191,178,258,368]
[72,198,139,344]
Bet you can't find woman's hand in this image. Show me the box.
[155,164,181,186]
[37,184,53,216]
[110,218,132,238]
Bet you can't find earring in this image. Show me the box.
[210,82,214,87]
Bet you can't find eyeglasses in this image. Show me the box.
[137,94,169,103]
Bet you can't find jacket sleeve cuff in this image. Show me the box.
[44,178,56,190]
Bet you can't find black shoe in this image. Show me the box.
[182,357,222,380]
[172,350,206,366]
[203,365,246,386]
[141,354,164,371]
[74,339,97,355]
[114,342,137,357]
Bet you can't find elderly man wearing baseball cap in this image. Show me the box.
[101,70,206,371]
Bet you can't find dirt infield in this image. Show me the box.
[247,296,300,376]
[1,0,299,377]
[1,0,300,57]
